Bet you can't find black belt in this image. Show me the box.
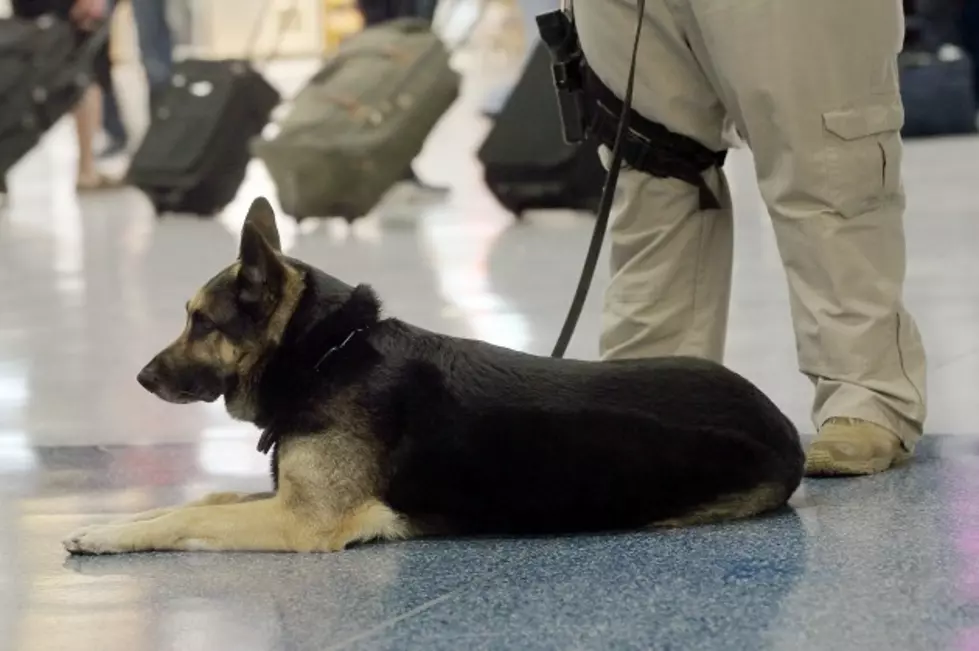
[585,67,728,210]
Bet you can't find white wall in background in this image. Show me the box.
[189,0,323,59]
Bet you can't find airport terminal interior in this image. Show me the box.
[1,0,979,649]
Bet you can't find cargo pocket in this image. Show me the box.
[820,102,904,218]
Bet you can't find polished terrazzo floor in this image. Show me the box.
[2,44,979,651]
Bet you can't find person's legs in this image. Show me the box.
[357,0,397,26]
[11,0,115,187]
[93,2,129,155]
[682,0,927,474]
[412,0,438,21]
[74,85,105,187]
[100,87,128,152]
[130,0,174,110]
[575,0,733,362]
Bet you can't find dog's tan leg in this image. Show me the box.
[63,495,412,554]
[99,491,269,526]
[112,491,274,525]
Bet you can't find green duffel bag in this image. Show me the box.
[251,18,461,221]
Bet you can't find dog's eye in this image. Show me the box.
[190,312,217,338]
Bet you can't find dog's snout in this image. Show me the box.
[137,364,161,393]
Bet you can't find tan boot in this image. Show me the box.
[804,418,912,477]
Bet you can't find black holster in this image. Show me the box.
[583,65,728,210]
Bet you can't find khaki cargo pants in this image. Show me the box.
[575,0,927,446]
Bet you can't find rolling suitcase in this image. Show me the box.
[898,16,977,138]
[0,16,109,177]
[125,59,280,216]
[251,17,461,221]
[477,41,605,219]
[125,0,285,217]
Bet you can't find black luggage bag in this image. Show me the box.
[125,59,280,216]
[477,41,605,218]
[898,16,977,138]
[0,16,108,177]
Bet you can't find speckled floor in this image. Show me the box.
[6,438,979,651]
[2,27,979,651]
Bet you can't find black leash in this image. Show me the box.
[549,0,646,358]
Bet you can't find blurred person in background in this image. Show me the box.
[97,0,174,158]
[129,0,173,111]
[12,0,119,190]
[574,0,927,477]
[97,0,130,157]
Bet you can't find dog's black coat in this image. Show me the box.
[256,264,805,536]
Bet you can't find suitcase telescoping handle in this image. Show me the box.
[242,0,303,66]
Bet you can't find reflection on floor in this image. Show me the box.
[1,48,979,650]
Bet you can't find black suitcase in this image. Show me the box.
[126,59,280,216]
[0,16,109,176]
[899,16,977,138]
[477,41,605,218]
[899,50,977,137]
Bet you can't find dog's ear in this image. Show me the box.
[241,196,281,252]
[238,219,285,313]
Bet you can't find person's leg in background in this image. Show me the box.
[575,0,734,363]
[95,0,129,157]
[74,84,107,189]
[357,0,398,26]
[9,0,113,190]
[412,0,438,21]
[679,0,927,475]
[129,0,173,112]
[77,3,125,187]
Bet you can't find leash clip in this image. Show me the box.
[313,327,366,371]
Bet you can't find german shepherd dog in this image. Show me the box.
[64,198,804,555]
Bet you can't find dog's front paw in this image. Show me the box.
[63,524,135,555]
